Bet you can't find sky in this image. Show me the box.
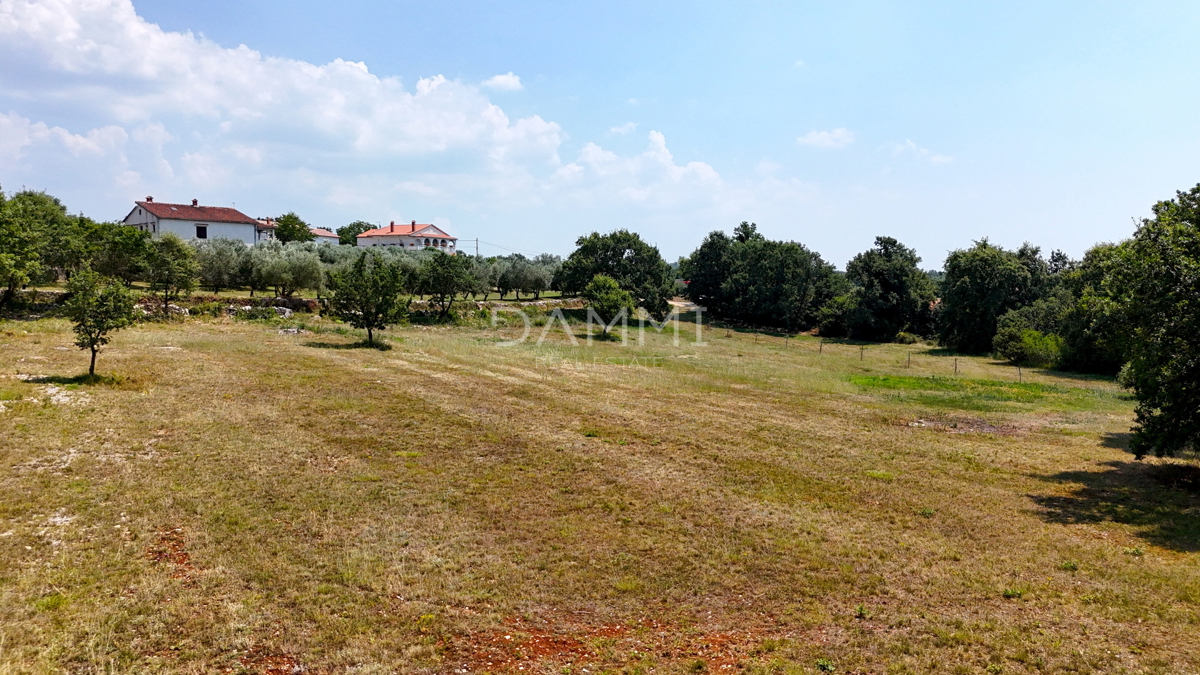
[2,0,1199,267]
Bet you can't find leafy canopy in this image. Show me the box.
[584,274,634,335]
[559,230,674,319]
[145,233,199,315]
[326,249,409,345]
[337,220,374,246]
[1114,184,1200,458]
[65,269,138,376]
[840,236,936,341]
[274,212,315,243]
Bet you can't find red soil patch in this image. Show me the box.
[453,614,781,672]
[146,527,197,579]
[236,650,306,675]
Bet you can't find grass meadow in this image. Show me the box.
[0,311,1197,674]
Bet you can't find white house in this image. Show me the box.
[357,220,457,253]
[123,198,275,244]
[311,228,340,245]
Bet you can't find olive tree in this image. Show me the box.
[326,249,409,346]
[145,233,199,315]
[65,269,138,376]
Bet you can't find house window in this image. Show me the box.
[196,225,208,239]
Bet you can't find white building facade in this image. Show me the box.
[357,221,457,252]
[123,198,275,244]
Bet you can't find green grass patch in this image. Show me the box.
[849,374,1110,412]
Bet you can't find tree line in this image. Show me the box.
[5,183,1200,458]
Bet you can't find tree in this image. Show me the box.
[840,236,937,341]
[1111,185,1200,458]
[936,241,1034,353]
[992,291,1072,366]
[558,230,674,318]
[250,241,323,298]
[680,230,732,312]
[65,269,138,376]
[1056,243,1129,374]
[337,220,375,246]
[145,233,199,315]
[274,212,315,243]
[326,250,409,346]
[584,274,634,335]
[417,252,474,319]
[719,237,838,331]
[92,223,151,286]
[0,190,49,304]
[195,238,248,294]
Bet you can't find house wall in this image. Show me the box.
[123,209,256,244]
[358,234,457,252]
[156,219,258,245]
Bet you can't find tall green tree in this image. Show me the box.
[719,236,838,331]
[92,224,152,286]
[0,190,53,303]
[1111,185,1200,458]
[274,212,316,243]
[145,233,199,315]
[1056,243,1130,374]
[841,236,937,341]
[337,220,375,246]
[558,230,674,318]
[326,250,409,346]
[65,269,138,376]
[680,229,732,312]
[936,240,1034,353]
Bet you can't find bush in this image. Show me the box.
[894,331,920,344]
[996,328,1062,367]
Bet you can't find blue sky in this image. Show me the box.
[2,0,1199,266]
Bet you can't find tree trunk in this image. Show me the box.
[89,347,97,376]
[367,327,374,346]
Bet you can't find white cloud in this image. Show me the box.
[481,72,523,91]
[796,128,854,149]
[891,139,953,165]
[0,0,833,258]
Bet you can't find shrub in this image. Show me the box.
[894,331,920,344]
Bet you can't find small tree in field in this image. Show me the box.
[327,250,409,346]
[146,233,199,315]
[65,269,138,376]
[417,252,475,320]
[584,274,634,336]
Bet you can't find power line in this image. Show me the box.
[475,239,545,256]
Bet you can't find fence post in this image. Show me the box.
[820,340,824,353]
[860,345,864,361]
[1018,366,1022,383]
[907,352,911,368]
[954,358,958,376]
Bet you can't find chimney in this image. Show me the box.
[146,196,153,202]
[412,220,416,226]
[389,221,395,233]
[192,199,198,207]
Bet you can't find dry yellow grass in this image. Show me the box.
[0,314,1197,674]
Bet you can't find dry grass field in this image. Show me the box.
[1,311,1198,674]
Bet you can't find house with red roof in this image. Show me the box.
[123,197,276,245]
[357,220,457,253]
[310,228,340,245]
